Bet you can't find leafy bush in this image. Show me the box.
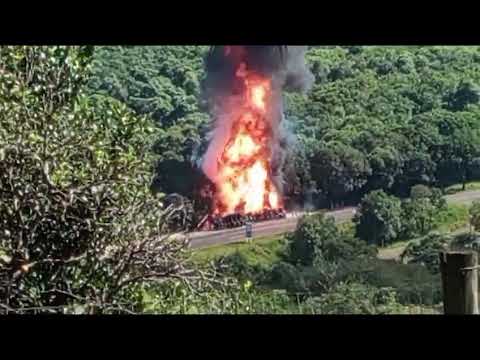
[354,190,403,246]
[285,212,335,266]
[401,233,450,273]
[321,230,378,262]
[430,187,447,210]
[0,46,192,314]
[272,212,379,299]
[214,252,269,284]
[451,232,480,251]
[143,277,303,314]
[357,259,442,305]
[303,282,402,314]
[286,212,376,267]
[401,198,437,238]
[268,262,309,295]
[162,193,195,231]
[469,200,480,232]
[401,186,450,239]
[410,184,432,199]
[432,204,469,232]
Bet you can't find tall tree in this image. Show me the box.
[354,190,403,247]
[0,46,194,314]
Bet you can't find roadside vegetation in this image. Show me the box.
[4,45,480,313]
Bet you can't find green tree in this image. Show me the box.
[85,45,480,208]
[446,81,480,111]
[358,259,442,305]
[366,145,403,192]
[286,212,376,267]
[0,46,192,314]
[451,232,480,252]
[410,184,432,199]
[401,233,450,273]
[430,187,447,210]
[401,198,437,238]
[469,200,480,232]
[87,46,210,197]
[434,110,480,189]
[303,282,401,314]
[286,213,338,267]
[354,190,403,247]
[309,142,371,206]
[268,262,308,296]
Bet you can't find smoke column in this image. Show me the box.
[200,46,313,215]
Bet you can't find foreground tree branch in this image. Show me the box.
[0,46,204,314]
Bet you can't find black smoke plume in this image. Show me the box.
[199,46,313,205]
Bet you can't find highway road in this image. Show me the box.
[186,189,480,250]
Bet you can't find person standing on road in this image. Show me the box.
[245,221,253,243]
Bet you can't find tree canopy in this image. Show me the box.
[87,46,480,210]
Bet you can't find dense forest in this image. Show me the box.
[2,45,480,314]
[89,46,480,212]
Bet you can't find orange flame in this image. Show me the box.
[212,67,282,216]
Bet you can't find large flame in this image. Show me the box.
[212,67,282,215]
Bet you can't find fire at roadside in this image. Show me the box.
[201,49,282,216]
[196,208,286,231]
[180,46,314,234]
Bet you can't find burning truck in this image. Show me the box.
[195,46,313,231]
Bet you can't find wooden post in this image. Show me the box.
[439,251,479,314]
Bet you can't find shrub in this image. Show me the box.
[286,212,376,267]
[143,277,302,314]
[0,46,192,314]
[432,204,469,231]
[214,252,268,284]
[354,190,402,247]
[410,184,432,199]
[285,212,336,266]
[451,232,480,251]
[469,200,480,232]
[401,233,450,273]
[268,262,308,295]
[430,187,447,210]
[303,282,402,314]
[401,198,437,238]
[358,259,442,305]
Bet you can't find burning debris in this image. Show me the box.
[198,46,313,228]
[196,208,286,231]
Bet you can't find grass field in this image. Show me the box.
[433,203,469,233]
[190,233,286,266]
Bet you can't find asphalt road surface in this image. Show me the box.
[186,189,480,250]
[188,208,356,249]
